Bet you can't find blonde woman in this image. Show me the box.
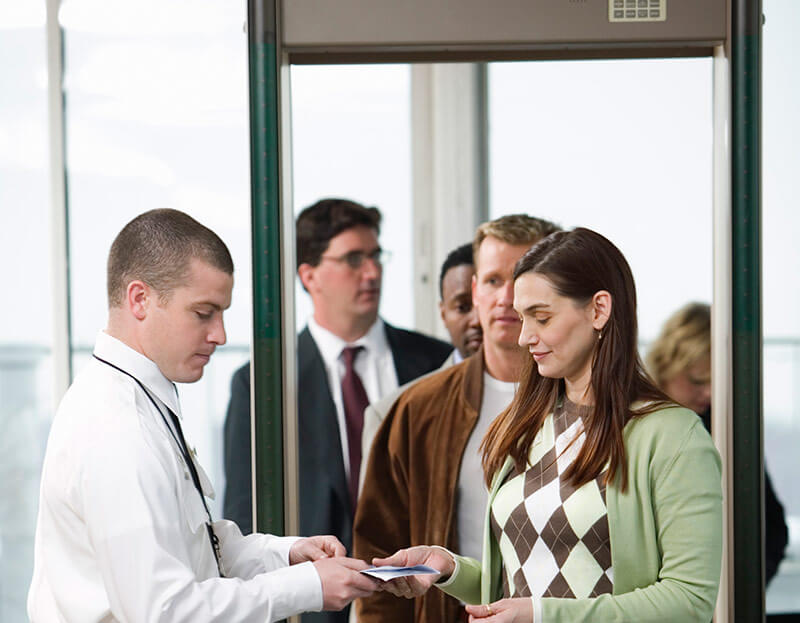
[647,302,787,585]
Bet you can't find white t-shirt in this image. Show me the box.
[28,331,322,622]
[456,372,517,562]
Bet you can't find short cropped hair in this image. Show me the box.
[473,214,561,268]
[107,208,233,307]
[296,198,381,267]
[439,242,474,299]
[646,302,711,387]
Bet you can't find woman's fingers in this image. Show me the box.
[466,602,499,620]
[465,598,531,623]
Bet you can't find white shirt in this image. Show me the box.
[28,331,323,622]
[456,372,517,563]
[307,317,399,478]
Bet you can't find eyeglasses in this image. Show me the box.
[319,248,391,270]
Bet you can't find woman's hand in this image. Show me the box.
[465,598,533,622]
[372,545,456,599]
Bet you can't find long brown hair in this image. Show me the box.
[481,228,670,491]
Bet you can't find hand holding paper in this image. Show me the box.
[360,564,441,581]
[371,545,455,599]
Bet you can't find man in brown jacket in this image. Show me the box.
[353,214,560,622]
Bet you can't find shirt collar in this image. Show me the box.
[93,330,182,418]
[307,316,387,362]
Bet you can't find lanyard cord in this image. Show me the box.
[92,355,225,577]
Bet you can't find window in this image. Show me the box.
[489,57,713,343]
[763,0,800,613]
[0,3,50,618]
[61,0,252,516]
[290,64,414,331]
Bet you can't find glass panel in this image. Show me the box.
[61,0,251,517]
[0,2,50,618]
[488,58,713,344]
[282,63,414,546]
[290,64,414,331]
[763,0,800,614]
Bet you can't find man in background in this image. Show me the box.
[438,242,483,366]
[354,214,560,623]
[223,198,451,623]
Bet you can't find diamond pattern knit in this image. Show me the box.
[490,399,613,600]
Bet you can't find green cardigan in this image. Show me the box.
[437,405,722,623]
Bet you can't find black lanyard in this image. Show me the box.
[93,355,225,577]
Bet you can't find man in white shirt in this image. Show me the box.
[223,199,451,623]
[28,208,378,622]
[354,214,560,623]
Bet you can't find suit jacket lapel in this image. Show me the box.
[297,329,352,516]
[385,323,422,384]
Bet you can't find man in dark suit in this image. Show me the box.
[223,198,451,623]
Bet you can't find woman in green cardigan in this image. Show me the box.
[375,228,722,622]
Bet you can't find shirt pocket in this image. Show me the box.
[179,468,209,534]
[191,455,216,501]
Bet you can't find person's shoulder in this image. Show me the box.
[370,360,455,415]
[231,361,250,385]
[55,362,142,443]
[378,363,469,440]
[394,360,467,407]
[625,403,713,455]
[296,326,323,368]
[385,323,451,350]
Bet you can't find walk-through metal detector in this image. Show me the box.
[245,1,763,620]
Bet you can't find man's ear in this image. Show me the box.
[126,280,151,321]
[297,263,316,293]
[591,290,612,331]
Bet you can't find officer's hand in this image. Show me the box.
[289,535,346,564]
[314,557,380,611]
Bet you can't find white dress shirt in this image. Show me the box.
[28,331,323,622]
[307,317,399,479]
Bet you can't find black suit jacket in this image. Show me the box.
[223,322,451,623]
[699,409,788,585]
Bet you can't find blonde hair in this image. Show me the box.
[646,302,711,388]
[472,214,560,268]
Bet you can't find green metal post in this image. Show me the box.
[732,0,764,620]
[247,0,284,536]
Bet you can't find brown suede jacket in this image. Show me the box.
[353,349,485,623]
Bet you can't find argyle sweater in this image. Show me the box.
[490,399,613,600]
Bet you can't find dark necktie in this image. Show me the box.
[341,346,369,511]
[166,408,225,577]
[91,355,224,576]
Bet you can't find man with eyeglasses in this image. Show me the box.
[223,198,451,623]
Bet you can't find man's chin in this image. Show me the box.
[463,340,482,357]
[355,303,380,320]
[491,327,522,346]
[173,368,205,384]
